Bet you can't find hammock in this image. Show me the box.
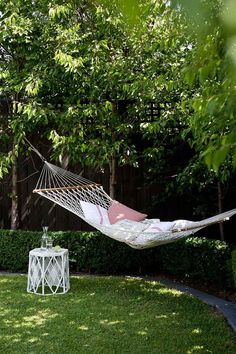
[33,161,236,249]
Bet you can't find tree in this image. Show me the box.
[0,0,54,227]
[107,0,236,232]
[2,0,234,237]
[170,0,236,172]
[0,0,187,202]
[112,0,236,172]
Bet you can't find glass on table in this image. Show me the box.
[41,226,48,250]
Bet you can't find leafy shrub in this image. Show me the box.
[160,237,233,288]
[0,230,233,289]
[0,230,41,272]
[0,230,161,274]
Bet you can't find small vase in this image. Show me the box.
[41,226,48,250]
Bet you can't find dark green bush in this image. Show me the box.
[0,230,41,272]
[0,230,161,274]
[160,237,233,288]
[0,230,233,289]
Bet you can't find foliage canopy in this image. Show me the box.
[0,0,236,222]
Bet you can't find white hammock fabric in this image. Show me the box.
[33,161,236,249]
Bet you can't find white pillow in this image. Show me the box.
[172,219,193,231]
[141,218,160,225]
[144,221,174,233]
[80,201,110,226]
[113,219,147,232]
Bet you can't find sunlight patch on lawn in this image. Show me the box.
[125,276,144,281]
[155,314,168,319]
[100,319,125,326]
[41,332,50,337]
[77,325,89,331]
[2,334,21,343]
[192,328,202,334]
[155,312,179,320]
[3,310,58,328]
[28,337,39,343]
[156,287,182,297]
[187,345,207,353]
[137,329,148,336]
[136,280,183,297]
[0,308,13,316]
[20,310,59,327]
[0,277,15,284]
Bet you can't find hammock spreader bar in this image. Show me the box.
[33,183,101,193]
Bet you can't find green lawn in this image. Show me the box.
[0,275,235,354]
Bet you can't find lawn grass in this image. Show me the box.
[0,275,235,354]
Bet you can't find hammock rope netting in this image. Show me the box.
[33,161,236,249]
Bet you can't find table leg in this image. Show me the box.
[42,256,45,296]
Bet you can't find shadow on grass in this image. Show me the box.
[0,275,235,354]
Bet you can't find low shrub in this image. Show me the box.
[0,230,161,274]
[0,230,41,272]
[159,237,233,288]
[0,230,233,289]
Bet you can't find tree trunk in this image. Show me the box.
[217,181,224,241]
[60,153,70,169]
[109,103,118,199]
[11,143,19,229]
[109,154,116,199]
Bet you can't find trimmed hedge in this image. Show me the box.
[159,237,233,288]
[0,230,161,274]
[0,230,234,289]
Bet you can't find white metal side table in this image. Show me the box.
[27,248,70,295]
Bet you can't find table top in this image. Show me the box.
[29,248,68,257]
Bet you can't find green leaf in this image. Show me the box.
[212,146,230,172]
[232,150,236,167]
[184,69,195,87]
[204,151,213,169]
[207,97,218,115]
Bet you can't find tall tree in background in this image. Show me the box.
[170,0,236,237]
[170,0,236,171]
[1,0,187,198]
[114,0,236,171]
[0,0,54,227]
[109,1,236,234]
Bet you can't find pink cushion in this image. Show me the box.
[108,200,147,224]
